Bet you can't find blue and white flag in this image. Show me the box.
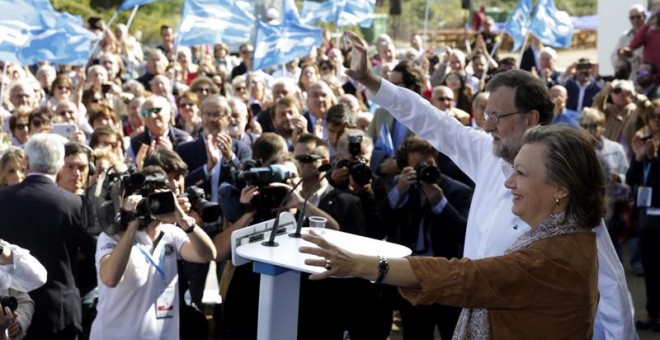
[252,19,322,71]
[177,0,254,48]
[282,0,301,24]
[0,0,96,65]
[529,0,574,48]
[19,12,97,65]
[503,0,532,51]
[301,0,343,25]
[375,123,394,157]
[337,0,375,28]
[118,0,165,11]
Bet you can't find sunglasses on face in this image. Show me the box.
[637,69,651,77]
[295,154,322,163]
[580,123,600,129]
[179,102,194,108]
[56,85,71,91]
[141,107,163,118]
[15,123,28,130]
[611,87,624,95]
[195,87,210,93]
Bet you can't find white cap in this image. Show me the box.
[266,8,280,21]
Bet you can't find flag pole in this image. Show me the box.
[85,10,120,67]
[490,31,506,57]
[126,5,140,30]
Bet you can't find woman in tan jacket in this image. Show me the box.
[301,125,605,339]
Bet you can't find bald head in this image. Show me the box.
[431,86,454,110]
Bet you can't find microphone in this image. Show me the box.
[289,162,332,238]
[262,161,331,247]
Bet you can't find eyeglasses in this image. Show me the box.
[141,107,163,118]
[194,87,210,94]
[483,110,525,124]
[15,123,28,130]
[234,86,247,91]
[611,87,624,95]
[203,110,225,118]
[179,102,194,108]
[629,15,642,20]
[435,96,452,102]
[295,154,322,163]
[56,86,71,91]
[580,123,600,129]
[637,69,651,77]
[57,110,75,116]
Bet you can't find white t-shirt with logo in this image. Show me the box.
[91,224,187,340]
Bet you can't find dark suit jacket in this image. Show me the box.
[175,136,252,190]
[0,175,85,336]
[384,174,473,259]
[520,47,538,72]
[564,78,602,112]
[129,127,192,157]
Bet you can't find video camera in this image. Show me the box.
[95,167,176,235]
[235,161,291,218]
[336,133,372,186]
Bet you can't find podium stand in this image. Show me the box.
[231,212,411,340]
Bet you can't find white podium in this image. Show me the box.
[231,212,411,340]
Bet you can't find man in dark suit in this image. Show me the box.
[129,95,192,159]
[302,81,336,138]
[175,95,251,200]
[0,134,87,339]
[562,58,603,112]
[384,136,473,340]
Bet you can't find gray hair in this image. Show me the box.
[24,134,65,174]
[227,97,248,118]
[201,94,232,117]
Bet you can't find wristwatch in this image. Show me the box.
[370,255,389,284]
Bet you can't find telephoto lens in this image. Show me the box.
[0,295,17,312]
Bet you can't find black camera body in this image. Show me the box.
[95,167,176,235]
[235,162,290,217]
[0,295,17,312]
[414,162,440,184]
[337,133,372,186]
[182,185,222,223]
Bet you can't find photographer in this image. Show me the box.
[0,242,46,340]
[330,129,388,240]
[384,136,473,340]
[90,166,216,340]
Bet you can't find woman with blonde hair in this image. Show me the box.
[0,148,26,187]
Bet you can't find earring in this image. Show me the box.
[555,197,560,206]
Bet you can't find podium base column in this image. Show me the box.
[254,261,300,340]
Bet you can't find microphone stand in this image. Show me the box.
[262,163,329,247]
[289,169,331,238]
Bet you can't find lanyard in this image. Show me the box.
[643,161,652,186]
[136,232,166,281]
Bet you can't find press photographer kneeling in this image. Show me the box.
[90,166,216,340]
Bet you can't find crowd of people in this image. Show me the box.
[0,2,659,339]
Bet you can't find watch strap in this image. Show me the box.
[370,255,389,284]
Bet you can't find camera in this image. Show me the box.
[182,186,222,223]
[0,295,17,312]
[414,162,440,184]
[94,167,176,235]
[336,133,372,186]
[235,162,290,217]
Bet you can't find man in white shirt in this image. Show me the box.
[345,32,636,340]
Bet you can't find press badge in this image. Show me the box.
[637,186,652,208]
[156,284,176,319]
